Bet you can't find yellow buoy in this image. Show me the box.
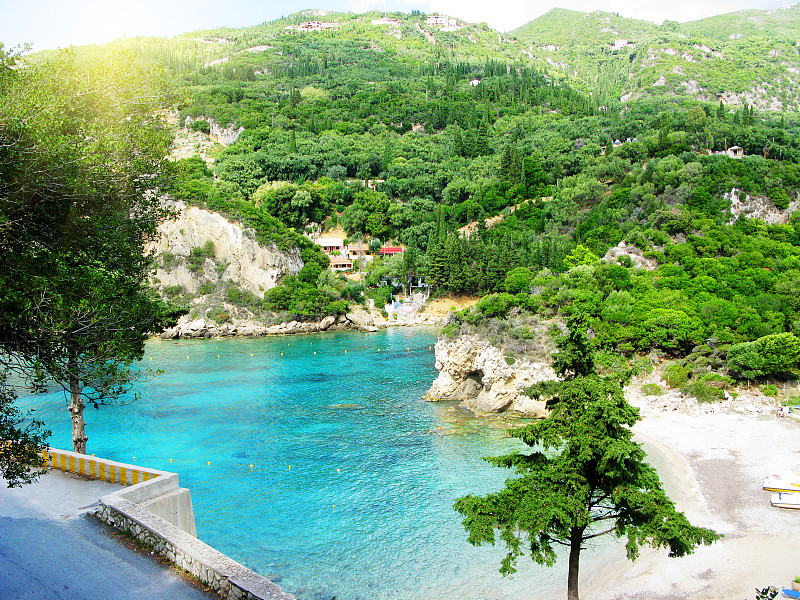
[169,459,173,463]
[249,464,254,469]
[186,356,190,359]
[314,351,316,355]
[133,457,137,461]
[288,465,291,470]
[344,350,347,354]
[217,355,220,358]
[250,353,254,357]
[207,461,211,465]
[281,352,284,356]
[378,349,380,352]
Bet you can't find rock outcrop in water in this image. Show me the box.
[425,334,556,417]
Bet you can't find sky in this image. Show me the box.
[0,0,792,52]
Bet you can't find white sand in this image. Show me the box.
[583,406,800,599]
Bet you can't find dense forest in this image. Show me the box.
[36,8,800,392]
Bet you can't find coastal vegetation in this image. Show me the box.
[455,314,720,600]
[0,45,181,461]
[3,4,800,468]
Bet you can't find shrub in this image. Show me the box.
[163,285,183,299]
[504,267,533,293]
[442,323,458,338]
[504,354,516,366]
[641,383,663,396]
[476,293,518,318]
[160,252,178,271]
[226,283,257,307]
[211,310,230,323]
[198,281,216,295]
[761,384,778,397]
[681,374,734,403]
[189,119,211,134]
[663,363,689,388]
[727,332,800,379]
[187,240,216,273]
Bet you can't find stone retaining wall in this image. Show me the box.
[96,499,291,600]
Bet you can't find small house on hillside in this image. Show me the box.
[610,39,635,50]
[316,238,344,254]
[329,255,353,271]
[347,242,371,261]
[727,146,744,159]
[379,246,404,256]
[426,15,457,28]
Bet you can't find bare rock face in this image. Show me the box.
[425,334,556,417]
[183,116,244,146]
[148,201,303,298]
[727,188,800,225]
[602,241,658,271]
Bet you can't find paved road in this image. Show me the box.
[0,470,217,600]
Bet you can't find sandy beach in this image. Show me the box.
[581,393,800,599]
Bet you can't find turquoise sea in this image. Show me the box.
[17,328,616,600]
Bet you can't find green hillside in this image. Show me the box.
[510,8,659,47]
[681,4,800,41]
[17,8,800,387]
[508,5,800,110]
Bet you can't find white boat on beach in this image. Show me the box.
[771,491,800,509]
[762,470,800,493]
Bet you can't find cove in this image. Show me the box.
[18,328,612,600]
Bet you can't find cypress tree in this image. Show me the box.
[453,125,464,157]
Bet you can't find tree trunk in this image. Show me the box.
[68,371,88,454]
[567,526,584,600]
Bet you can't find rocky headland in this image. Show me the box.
[424,333,557,417]
[425,330,784,419]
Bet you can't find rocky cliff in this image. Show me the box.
[148,200,303,299]
[727,188,800,224]
[425,334,557,417]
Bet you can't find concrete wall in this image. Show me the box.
[42,447,196,536]
[41,448,164,486]
[44,447,292,600]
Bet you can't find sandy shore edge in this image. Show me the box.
[580,403,800,600]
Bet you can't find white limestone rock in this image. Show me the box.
[425,334,555,417]
[148,200,303,299]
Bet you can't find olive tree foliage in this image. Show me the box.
[454,313,720,600]
[0,46,181,457]
[0,375,50,487]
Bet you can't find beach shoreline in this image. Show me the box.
[583,399,800,599]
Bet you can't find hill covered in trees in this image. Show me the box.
[26,7,800,387]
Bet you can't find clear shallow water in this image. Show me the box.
[18,328,614,600]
